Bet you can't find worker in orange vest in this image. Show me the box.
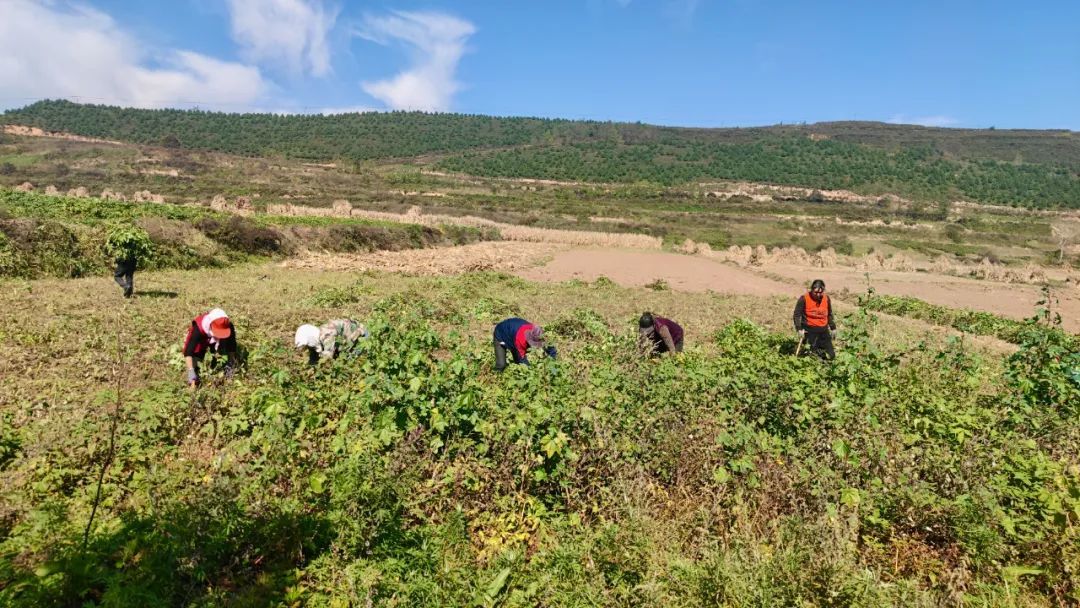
[793,279,836,360]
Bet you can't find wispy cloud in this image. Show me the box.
[886,114,959,128]
[225,0,337,77]
[0,0,267,110]
[356,11,476,112]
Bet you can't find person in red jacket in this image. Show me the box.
[793,279,836,360]
[638,312,683,356]
[183,308,237,387]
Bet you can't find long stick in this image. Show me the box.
[83,315,124,551]
[795,332,805,357]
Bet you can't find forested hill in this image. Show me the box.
[4,100,1080,208]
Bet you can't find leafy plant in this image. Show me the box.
[103,224,154,261]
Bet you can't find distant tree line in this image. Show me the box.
[4,100,1078,208]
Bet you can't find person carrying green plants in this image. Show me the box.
[183,308,237,388]
[104,225,152,298]
[638,312,683,356]
[294,319,369,365]
[793,279,836,360]
[493,317,556,371]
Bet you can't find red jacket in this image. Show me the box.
[183,313,237,357]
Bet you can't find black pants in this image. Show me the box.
[651,338,684,356]
[114,258,135,297]
[494,339,509,371]
[805,329,835,360]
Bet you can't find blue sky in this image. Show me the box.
[2,0,1078,129]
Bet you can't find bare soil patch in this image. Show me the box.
[516,249,792,296]
[281,241,566,275]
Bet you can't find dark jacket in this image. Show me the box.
[493,318,536,364]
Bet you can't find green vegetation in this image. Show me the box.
[859,292,1080,348]
[437,139,1080,208]
[0,267,1077,606]
[0,189,490,278]
[5,100,1079,208]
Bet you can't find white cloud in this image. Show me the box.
[0,0,267,110]
[225,0,337,77]
[356,11,476,112]
[887,114,959,128]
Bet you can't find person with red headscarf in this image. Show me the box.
[183,308,238,387]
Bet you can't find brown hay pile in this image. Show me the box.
[718,245,835,267]
[331,199,352,216]
[65,187,89,197]
[133,190,166,203]
[15,182,33,192]
[931,256,1047,284]
[44,185,59,195]
[857,252,914,272]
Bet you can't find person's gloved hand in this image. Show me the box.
[830,329,837,339]
[186,367,199,387]
[797,329,806,338]
[544,345,558,359]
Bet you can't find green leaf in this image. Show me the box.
[832,439,850,459]
[1001,565,1043,584]
[482,567,512,603]
[309,472,327,494]
[840,487,860,508]
[712,466,731,484]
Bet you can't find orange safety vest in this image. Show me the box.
[804,293,830,328]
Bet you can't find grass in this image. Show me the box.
[0,263,1076,606]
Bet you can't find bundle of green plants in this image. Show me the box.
[102,225,153,261]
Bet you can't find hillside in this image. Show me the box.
[4,101,1079,209]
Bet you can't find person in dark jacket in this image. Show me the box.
[493,317,556,371]
[113,255,136,298]
[183,308,237,387]
[793,279,836,360]
[638,312,683,356]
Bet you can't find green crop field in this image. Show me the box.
[0,261,1077,606]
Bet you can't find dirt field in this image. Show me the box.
[281,244,1080,331]
[281,241,567,275]
[517,249,793,297]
